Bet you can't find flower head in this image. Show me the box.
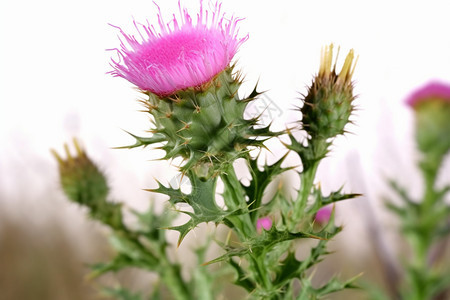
[406,81,450,161]
[405,81,450,108]
[256,217,272,233]
[109,1,247,96]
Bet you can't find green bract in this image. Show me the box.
[124,66,275,179]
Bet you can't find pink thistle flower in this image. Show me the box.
[405,81,450,108]
[109,1,247,96]
[406,81,450,157]
[315,205,333,225]
[256,217,272,233]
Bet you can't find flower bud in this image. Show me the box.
[52,139,109,206]
[406,81,450,158]
[301,44,357,140]
[314,205,333,225]
[52,140,124,229]
[256,217,272,233]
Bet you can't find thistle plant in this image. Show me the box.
[385,82,450,300]
[54,1,361,299]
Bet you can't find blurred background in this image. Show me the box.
[1,0,450,299]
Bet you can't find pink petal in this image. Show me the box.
[405,81,450,107]
[109,1,248,96]
[315,206,333,224]
[256,217,272,232]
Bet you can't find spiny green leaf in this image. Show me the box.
[246,123,285,138]
[387,179,415,205]
[244,84,263,102]
[437,185,450,202]
[244,152,294,221]
[284,134,330,173]
[146,181,187,206]
[169,208,244,247]
[313,274,360,297]
[164,172,248,246]
[204,227,324,265]
[296,274,359,299]
[307,185,361,215]
[385,201,408,218]
[274,251,302,285]
[296,226,342,275]
[109,233,159,267]
[228,258,256,292]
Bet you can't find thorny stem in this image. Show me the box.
[221,164,278,295]
[221,164,256,238]
[160,262,191,300]
[292,139,328,226]
[406,154,442,300]
[249,254,273,293]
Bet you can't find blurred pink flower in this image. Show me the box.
[406,81,450,157]
[256,217,272,232]
[315,206,333,224]
[109,1,247,96]
[405,81,450,107]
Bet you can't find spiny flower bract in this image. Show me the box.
[109,1,247,96]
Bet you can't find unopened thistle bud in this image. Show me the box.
[52,139,109,205]
[406,81,450,159]
[110,1,272,178]
[256,217,273,233]
[314,205,333,225]
[301,44,357,140]
[52,140,123,229]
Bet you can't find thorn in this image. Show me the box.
[176,120,190,132]
[169,94,182,103]
[225,229,232,246]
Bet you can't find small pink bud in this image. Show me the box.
[256,217,272,233]
[315,206,333,224]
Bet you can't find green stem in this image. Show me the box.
[160,262,190,300]
[406,155,442,300]
[293,162,319,223]
[222,165,256,237]
[222,164,279,296]
[120,227,191,300]
[249,254,273,292]
[292,138,328,226]
[422,159,440,210]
